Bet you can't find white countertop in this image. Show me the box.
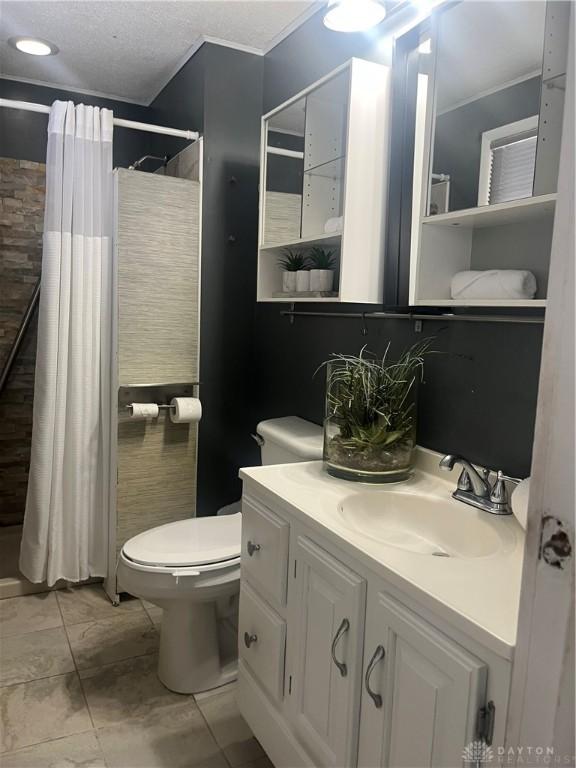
[240,448,525,660]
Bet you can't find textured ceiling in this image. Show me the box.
[0,1,318,104]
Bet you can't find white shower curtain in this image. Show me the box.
[20,101,114,586]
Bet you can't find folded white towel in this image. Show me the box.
[450,270,537,300]
[324,216,343,234]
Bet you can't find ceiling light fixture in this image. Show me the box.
[8,37,59,56]
[323,0,387,32]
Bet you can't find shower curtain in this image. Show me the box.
[20,101,114,586]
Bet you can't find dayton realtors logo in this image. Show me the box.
[463,740,495,764]
[463,742,574,765]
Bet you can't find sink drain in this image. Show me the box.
[432,551,451,557]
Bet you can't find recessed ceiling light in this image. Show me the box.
[323,0,386,32]
[8,37,59,56]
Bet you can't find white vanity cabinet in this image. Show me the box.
[358,587,488,768]
[286,536,366,767]
[237,489,511,768]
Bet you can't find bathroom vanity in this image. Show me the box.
[237,449,524,768]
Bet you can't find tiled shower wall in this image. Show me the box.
[0,158,45,526]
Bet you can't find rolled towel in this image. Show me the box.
[511,477,530,530]
[324,216,343,234]
[450,270,537,300]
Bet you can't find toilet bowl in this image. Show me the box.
[118,416,324,695]
[117,513,241,694]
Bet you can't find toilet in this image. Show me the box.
[117,416,323,694]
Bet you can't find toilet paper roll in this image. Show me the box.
[128,403,159,420]
[170,397,202,424]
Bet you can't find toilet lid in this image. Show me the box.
[122,513,241,567]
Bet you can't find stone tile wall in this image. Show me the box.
[0,158,45,526]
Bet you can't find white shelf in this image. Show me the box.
[272,291,338,299]
[260,232,341,251]
[264,295,342,304]
[422,193,557,229]
[416,298,547,308]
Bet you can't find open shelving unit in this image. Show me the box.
[257,58,392,304]
[410,193,556,308]
[407,0,565,311]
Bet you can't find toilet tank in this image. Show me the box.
[256,417,324,465]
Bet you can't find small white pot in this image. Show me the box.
[282,271,297,292]
[309,269,334,292]
[296,270,310,292]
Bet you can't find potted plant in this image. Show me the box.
[278,250,306,293]
[308,247,336,292]
[318,341,432,482]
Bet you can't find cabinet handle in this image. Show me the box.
[331,618,350,677]
[247,541,261,557]
[365,645,385,708]
[244,632,258,648]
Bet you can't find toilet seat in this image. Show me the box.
[120,552,240,575]
[122,513,241,568]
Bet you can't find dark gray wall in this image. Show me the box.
[0,79,155,168]
[1,51,264,517]
[150,43,264,516]
[433,76,542,211]
[252,12,544,478]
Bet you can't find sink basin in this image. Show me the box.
[337,491,515,559]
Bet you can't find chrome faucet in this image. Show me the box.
[439,454,517,515]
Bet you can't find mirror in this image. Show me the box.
[262,69,349,246]
[429,1,548,213]
[264,99,305,246]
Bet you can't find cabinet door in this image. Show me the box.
[288,536,366,768]
[358,590,487,768]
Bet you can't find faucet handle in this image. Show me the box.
[489,471,509,510]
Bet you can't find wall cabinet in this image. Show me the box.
[237,490,510,768]
[408,1,570,308]
[257,58,391,304]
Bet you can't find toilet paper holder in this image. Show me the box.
[119,382,200,413]
[125,402,175,413]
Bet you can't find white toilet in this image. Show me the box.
[117,416,323,694]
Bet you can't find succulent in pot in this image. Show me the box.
[308,247,336,292]
[318,340,433,482]
[278,250,307,293]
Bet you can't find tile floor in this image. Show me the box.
[0,584,273,768]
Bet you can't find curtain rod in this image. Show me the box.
[0,98,199,141]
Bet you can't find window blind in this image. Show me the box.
[488,133,537,205]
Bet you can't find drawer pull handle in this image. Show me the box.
[331,618,350,677]
[244,632,258,648]
[247,541,261,557]
[365,645,385,708]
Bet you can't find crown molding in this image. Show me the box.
[0,74,149,106]
[262,3,323,54]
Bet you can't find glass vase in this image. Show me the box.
[322,361,418,483]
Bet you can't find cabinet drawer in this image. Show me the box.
[239,582,286,702]
[241,496,289,608]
